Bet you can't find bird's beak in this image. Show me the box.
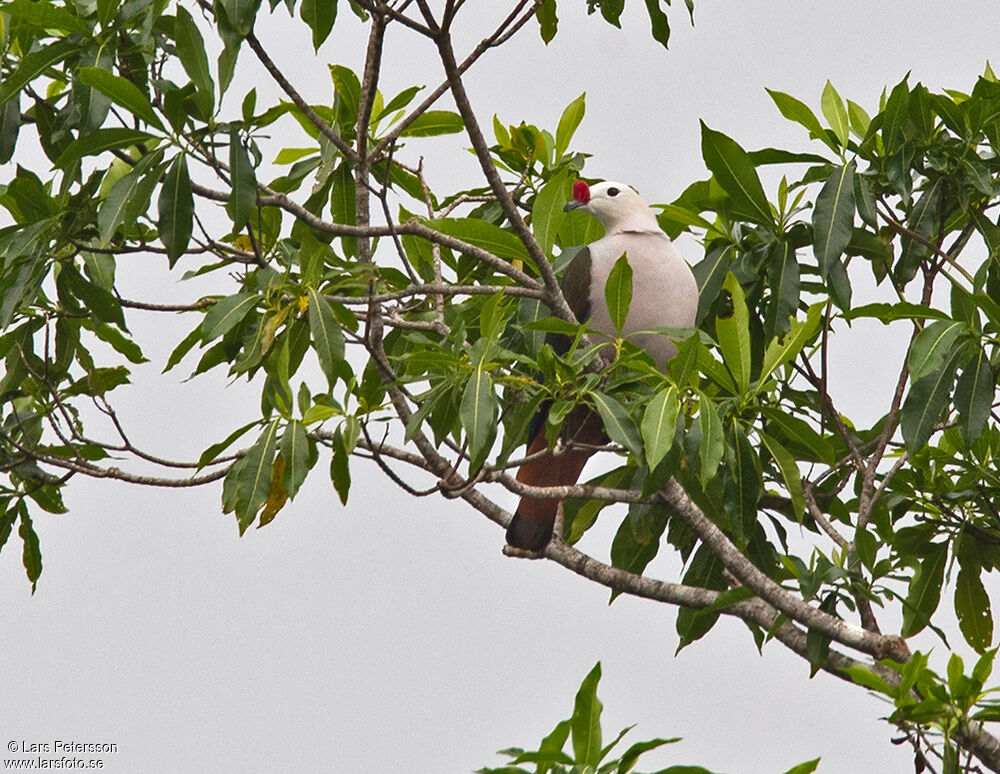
[563,201,586,212]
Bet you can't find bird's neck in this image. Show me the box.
[605,208,662,235]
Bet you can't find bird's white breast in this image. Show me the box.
[586,231,698,368]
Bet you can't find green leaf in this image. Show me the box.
[764,239,799,339]
[60,265,125,327]
[901,347,962,452]
[461,366,497,470]
[700,121,773,225]
[281,419,312,498]
[812,161,855,277]
[535,0,558,43]
[164,325,203,373]
[1,0,87,32]
[424,217,530,263]
[724,424,760,547]
[197,420,258,469]
[605,253,633,336]
[907,319,964,380]
[697,391,724,487]
[759,432,804,520]
[843,302,952,324]
[158,155,194,266]
[676,544,727,650]
[821,81,849,147]
[330,427,351,505]
[97,153,164,244]
[759,302,824,385]
[18,508,42,593]
[766,89,832,148]
[641,386,678,471]
[591,391,642,457]
[399,110,464,137]
[615,737,679,774]
[0,40,82,106]
[200,292,258,342]
[555,93,585,156]
[956,566,993,654]
[91,322,147,364]
[531,172,567,256]
[901,541,949,637]
[218,0,260,36]
[175,6,215,108]
[760,408,834,465]
[642,0,671,49]
[77,67,163,129]
[228,129,257,232]
[715,273,751,393]
[53,127,156,169]
[783,758,821,774]
[300,0,338,50]
[571,663,603,766]
[307,288,346,388]
[231,420,281,534]
[954,347,993,446]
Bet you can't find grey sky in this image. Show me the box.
[2,2,999,772]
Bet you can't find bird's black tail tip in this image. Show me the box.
[505,512,553,552]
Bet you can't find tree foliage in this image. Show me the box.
[2,0,1000,769]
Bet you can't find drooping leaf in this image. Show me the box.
[228,129,257,232]
[300,0,338,50]
[280,419,313,498]
[591,391,642,457]
[307,288,347,388]
[676,544,727,650]
[954,346,994,446]
[642,0,671,49]
[535,0,558,43]
[605,253,633,336]
[697,391,724,487]
[812,161,855,277]
[956,566,993,654]
[461,365,497,471]
[907,319,964,381]
[641,386,679,471]
[158,155,194,266]
[715,273,751,394]
[723,424,760,547]
[900,347,962,452]
[18,508,42,593]
[230,419,281,534]
[901,541,949,637]
[759,432,805,520]
[330,427,351,505]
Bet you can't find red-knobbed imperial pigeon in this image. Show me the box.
[506,180,699,551]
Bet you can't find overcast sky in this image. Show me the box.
[3,2,999,772]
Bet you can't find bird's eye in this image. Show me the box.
[607,187,620,197]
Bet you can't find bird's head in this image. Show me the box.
[563,180,659,232]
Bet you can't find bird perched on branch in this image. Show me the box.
[505,180,698,552]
